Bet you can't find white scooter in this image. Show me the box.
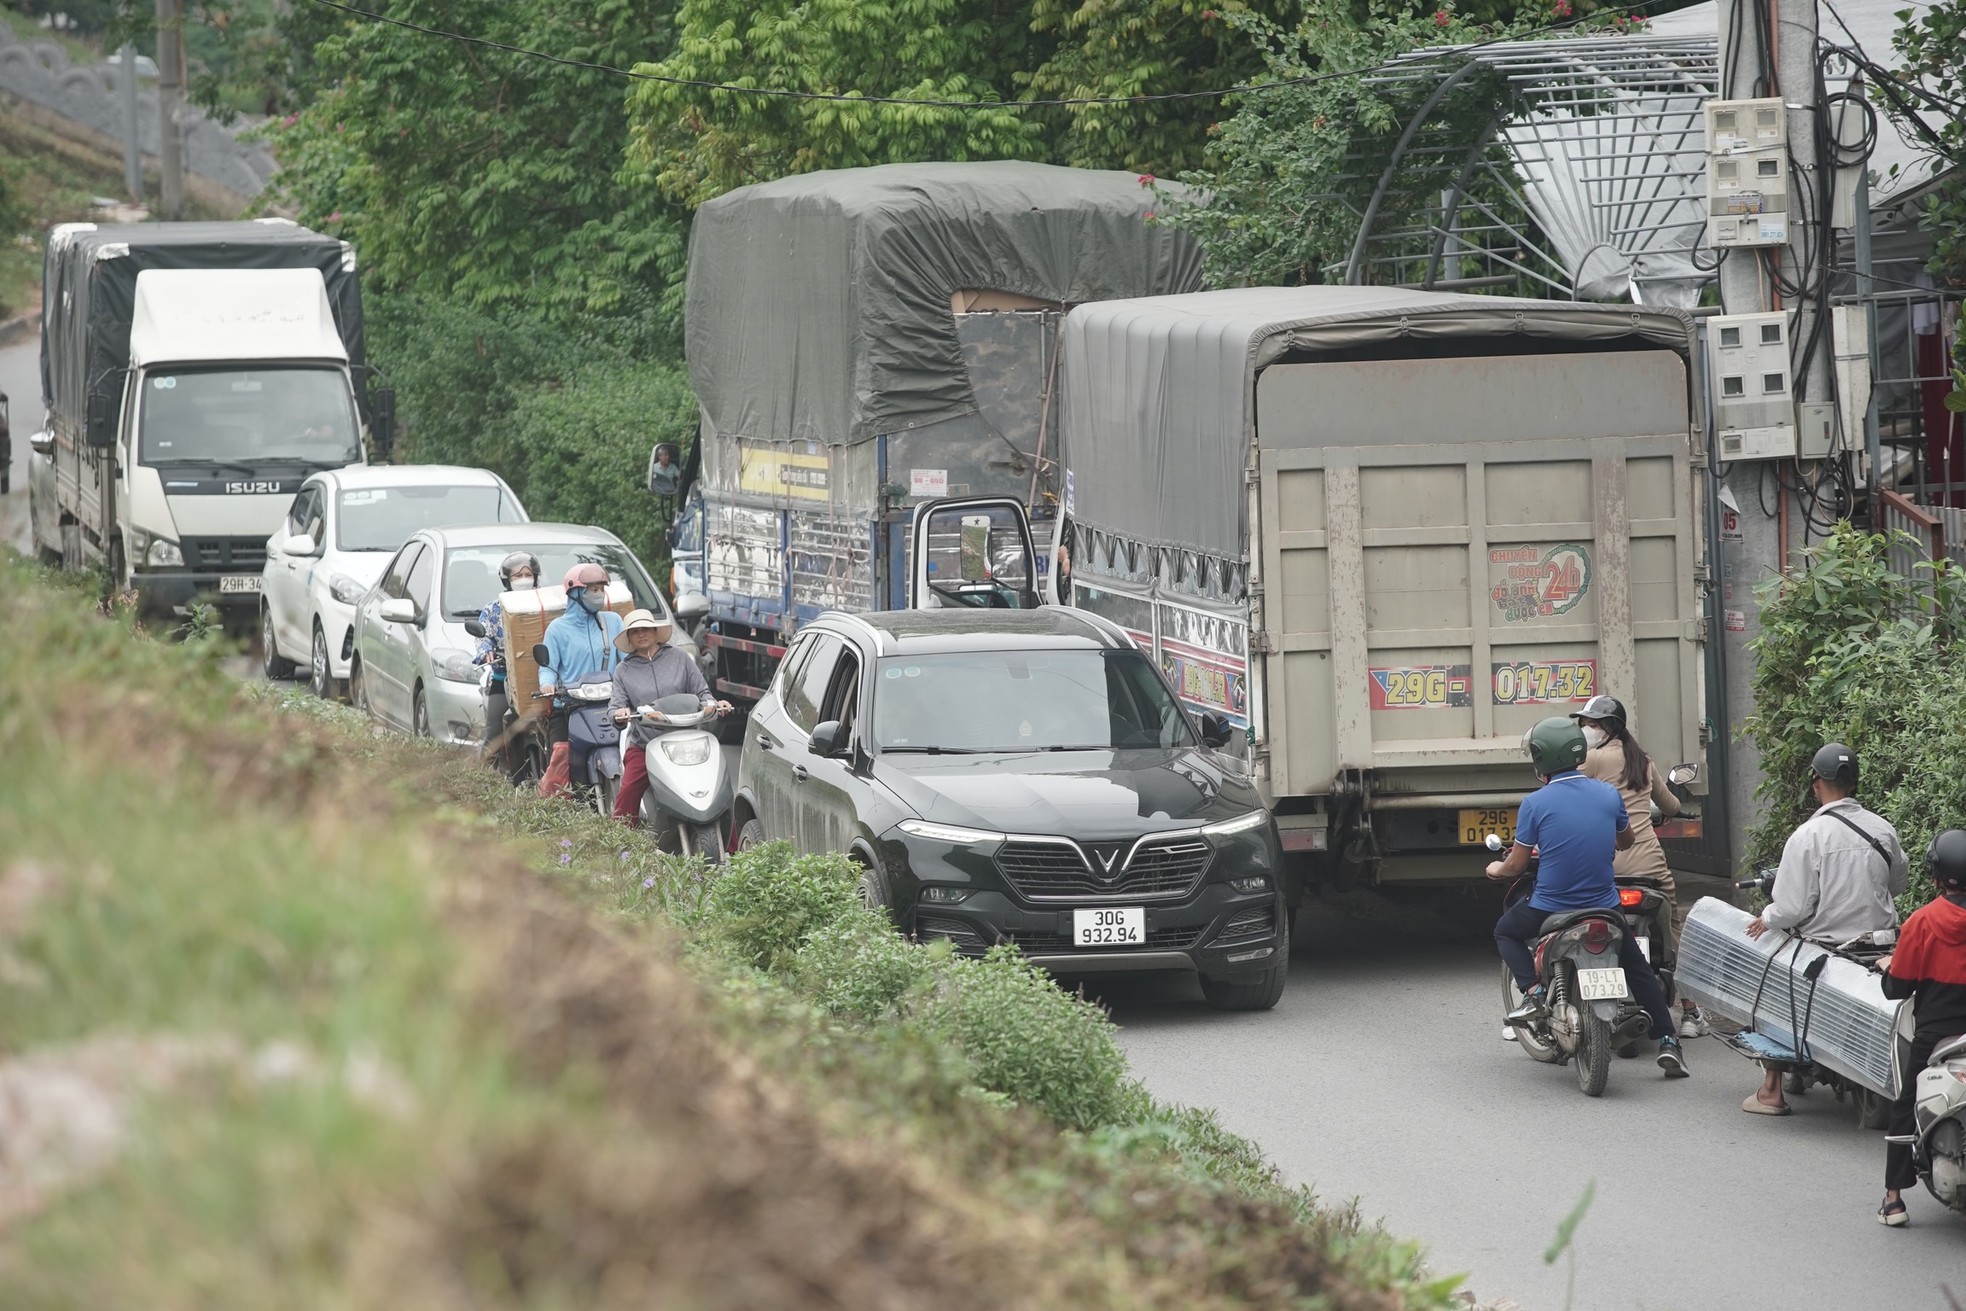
[631,692,732,864]
[1891,1020,1966,1215]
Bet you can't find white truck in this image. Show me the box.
[28,220,391,618]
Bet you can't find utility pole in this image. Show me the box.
[154,0,184,220]
[119,35,141,202]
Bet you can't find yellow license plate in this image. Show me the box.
[1459,808,1517,846]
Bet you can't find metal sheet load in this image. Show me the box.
[1677,896,1906,1098]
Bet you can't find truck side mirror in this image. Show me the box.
[370,385,397,456]
[675,592,710,622]
[85,383,123,447]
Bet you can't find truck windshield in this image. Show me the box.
[139,366,358,465]
[442,542,665,620]
[873,649,1195,753]
[337,485,522,553]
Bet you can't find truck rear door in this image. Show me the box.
[1250,348,1706,870]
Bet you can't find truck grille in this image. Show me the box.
[994,835,1211,902]
[180,537,267,572]
[1008,926,1205,953]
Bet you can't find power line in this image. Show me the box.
[301,0,1669,111]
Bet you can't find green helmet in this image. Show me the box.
[1523,716,1589,776]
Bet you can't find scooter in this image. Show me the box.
[629,692,732,864]
[528,642,625,817]
[1890,1022,1966,1215]
[1493,834,1658,1097]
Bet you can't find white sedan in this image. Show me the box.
[260,465,527,698]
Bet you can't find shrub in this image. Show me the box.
[794,908,940,1023]
[691,843,861,974]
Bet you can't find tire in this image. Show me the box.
[1501,963,1562,1064]
[412,687,431,739]
[1856,1087,1890,1131]
[1784,1071,1809,1096]
[690,821,727,866]
[855,858,891,912]
[736,817,766,851]
[1200,916,1290,1012]
[261,606,297,680]
[309,623,340,700]
[1576,1004,1613,1097]
[349,658,371,718]
[595,772,620,820]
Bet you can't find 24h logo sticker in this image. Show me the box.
[1490,543,1593,623]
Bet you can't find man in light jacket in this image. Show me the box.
[1741,741,1907,1115]
[607,608,730,826]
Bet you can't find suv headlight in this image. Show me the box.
[896,819,1005,846]
[329,573,369,605]
[130,528,184,568]
[1201,810,1270,839]
[432,648,479,684]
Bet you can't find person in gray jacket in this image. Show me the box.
[1741,741,1908,1115]
[607,609,730,826]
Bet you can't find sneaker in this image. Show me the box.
[1506,986,1549,1025]
[1878,1196,1908,1227]
[1678,1007,1712,1039]
[1501,1024,1519,1042]
[1656,1037,1690,1078]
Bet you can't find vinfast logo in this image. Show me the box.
[1086,843,1126,880]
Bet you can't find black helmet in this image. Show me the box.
[1926,830,1966,890]
[1810,742,1859,791]
[1571,694,1626,733]
[498,552,541,590]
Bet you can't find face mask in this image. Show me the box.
[1582,725,1608,750]
[511,577,535,591]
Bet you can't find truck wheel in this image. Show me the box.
[1856,1087,1890,1130]
[261,606,297,680]
[1200,927,1290,1012]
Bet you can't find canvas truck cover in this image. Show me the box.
[684,162,1204,448]
[1061,285,1697,568]
[40,219,366,439]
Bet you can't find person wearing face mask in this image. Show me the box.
[1571,694,1708,1039]
[607,608,732,827]
[474,552,539,764]
[535,562,626,799]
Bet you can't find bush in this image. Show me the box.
[794,908,940,1023]
[690,843,862,974]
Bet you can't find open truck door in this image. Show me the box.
[907,497,1039,610]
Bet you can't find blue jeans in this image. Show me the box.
[1495,901,1676,1040]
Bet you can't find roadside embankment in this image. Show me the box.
[0,554,1474,1310]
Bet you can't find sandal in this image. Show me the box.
[1878,1196,1908,1227]
[1741,1094,1791,1116]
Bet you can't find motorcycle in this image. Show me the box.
[628,692,732,864]
[1492,833,1659,1097]
[527,643,625,817]
[1890,1022,1966,1215]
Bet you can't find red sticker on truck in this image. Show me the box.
[1489,543,1593,623]
[1490,659,1596,706]
[1368,664,1474,710]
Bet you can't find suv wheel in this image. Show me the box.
[1198,922,1289,1012]
[737,817,767,851]
[854,855,894,921]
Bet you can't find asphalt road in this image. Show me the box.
[1096,892,1966,1311]
[2,335,42,556]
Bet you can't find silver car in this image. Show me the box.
[349,522,694,745]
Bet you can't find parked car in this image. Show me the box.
[733,607,1289,1010]
[349,523,694,746]
[261,464,527,698]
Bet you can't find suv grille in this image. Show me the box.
[1214,904,1276,946]
[180,536,267,572]
[994,836,1211,902]
[1008,926,1205,953]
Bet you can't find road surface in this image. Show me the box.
[2,334,42,556]
[1099,891,1965,1311]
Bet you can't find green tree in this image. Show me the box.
[1884,0,1966,285]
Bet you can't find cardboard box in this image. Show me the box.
[500,582,637,716]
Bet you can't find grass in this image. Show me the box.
[0,111,129,317]
[0,553,1475,1310]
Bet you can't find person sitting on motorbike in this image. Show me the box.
[607,608,731,827]
[1875,829,1966,1227]
[535,562,625,799]
[1741,741,1907,1115]
[473,551,538,759]
[1487,716,1690,1077]
[1573,693,1709,1039]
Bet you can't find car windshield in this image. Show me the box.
[139,365,359,465]
[441,541,665,620]
[873,649,1195,752]
[336,484,522,553]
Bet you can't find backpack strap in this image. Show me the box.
[1822,807,1893,870]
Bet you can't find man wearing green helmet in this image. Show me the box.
[1487,716,1691,1077]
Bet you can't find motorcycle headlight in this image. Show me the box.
[659,735,712,766]
[432,648,479,684]
[569,683,612,701]
[1201,810,1270,839]
[329,573,369,606]
[896,819,1004,846]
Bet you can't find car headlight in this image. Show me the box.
[659,735,712,766]
[1201,810,1271,838]
[432,648,479,684]
[896,819,1005,845]
[329,573,369,606]
[130,528,184,568]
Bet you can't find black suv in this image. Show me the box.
[733,607,1288,1010]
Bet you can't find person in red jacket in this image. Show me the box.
[1876,829,1966,1227]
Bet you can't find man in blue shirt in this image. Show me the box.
[534,561,626,799]
[1486,716,1689,1077]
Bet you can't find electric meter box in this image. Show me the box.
[1706,98,1789,248]
[1707,311,1798,460]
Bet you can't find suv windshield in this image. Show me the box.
[337,485,522,552]
[873,649,1195,752]
[139,366,359,465]
[441,541,665,620]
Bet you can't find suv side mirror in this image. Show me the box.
[809,720,846,757]
[1197,712,1234,749]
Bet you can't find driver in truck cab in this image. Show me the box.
[1486,717,1691,1079]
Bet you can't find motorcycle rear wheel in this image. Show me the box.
[1576,1005,1612,1097]
[1500,964,1561,1064]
